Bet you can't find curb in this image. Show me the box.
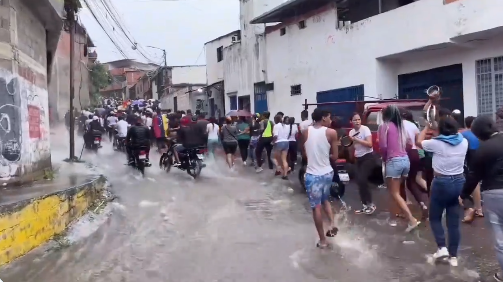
[0,175,107,266]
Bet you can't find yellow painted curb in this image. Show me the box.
[0,176,107,266]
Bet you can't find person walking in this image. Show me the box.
[417,116,467,267]
[301,108,339,248]
[460,115,503,278]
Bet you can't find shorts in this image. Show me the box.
[274,141,289,152]
[222,142,238,155]
[305,171,334,208]
[385,156,410,179]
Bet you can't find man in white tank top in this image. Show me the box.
[301,108,340,248]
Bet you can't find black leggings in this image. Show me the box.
[238,139,250,162]
[288,141,297,170]
[355,153,376,205]
[256,137,273,169]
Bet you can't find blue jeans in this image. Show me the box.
[483,189,503,273]
[429,174,465,257]
[207,139,219,156]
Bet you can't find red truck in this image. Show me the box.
[302,99,428,182]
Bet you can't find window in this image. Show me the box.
[229,95,238,110]
[280,28,286,36]
[217,46,223,62]
[476,56,503,117]
[290,84,301,96]
[298,20,306,29]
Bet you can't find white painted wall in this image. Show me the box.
[205,32,239,85]
[263,0,503,120]
[171,65,206,85]
[222,0,285,114]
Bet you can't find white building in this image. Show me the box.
[209,0,503,121]
[204,30,241,118]
[160,65,207,113]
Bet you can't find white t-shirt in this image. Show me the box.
[403,120,419,149]
[207,123,220,140]
[116,120,129,137]
[349,125,373,158]
[145,117,153,127]
[107,116,118,126]
[299,120,311,132]
[286,124,298,141]
[421,138,468,175]
[273,123,289,143]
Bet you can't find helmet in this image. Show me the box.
[191,115,198,122]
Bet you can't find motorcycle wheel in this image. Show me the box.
[298,165,306,192]
[137,159,145,176]
[162,152,173,172]
[187,159,202,179]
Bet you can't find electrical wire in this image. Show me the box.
[81,0,129,58]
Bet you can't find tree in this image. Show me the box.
[89,62,112,105]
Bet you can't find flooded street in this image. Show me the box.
[0,130,492,282]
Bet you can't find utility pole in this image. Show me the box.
[163,49,167,67]
[65,3,76,161]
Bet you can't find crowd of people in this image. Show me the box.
[65,96,503,280]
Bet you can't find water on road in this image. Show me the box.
[0,130,491,282]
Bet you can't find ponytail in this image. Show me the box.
[288,123,293,139]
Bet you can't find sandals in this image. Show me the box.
[326,227,339,237]
[462,208,484,223]
[316,241,332,249]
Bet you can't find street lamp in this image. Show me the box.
[146,45,166,67]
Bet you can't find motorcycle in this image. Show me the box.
[113,130,127,152]
[131,146,149,176]
[85,131,102,153]
[160,145,206,179]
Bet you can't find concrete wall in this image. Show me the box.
[222,0,285,114]
[0,176,106,266]
[171,65,206,85]
[205,32,240,85]
[260,0,503,120]
[48,30,92,121]
[0,0,56,180]
[160,85,207,113]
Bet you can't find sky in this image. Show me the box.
[79,0,240,65]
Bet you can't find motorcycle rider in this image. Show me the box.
[173,115,206,166]
[84,116,104,148]
[126,116,152,166]
[114,115,129,149]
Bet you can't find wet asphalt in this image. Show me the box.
[0,130,498,282]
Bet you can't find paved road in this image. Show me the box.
[0,131,497,282]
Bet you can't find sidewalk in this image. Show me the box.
[0,161,107,266]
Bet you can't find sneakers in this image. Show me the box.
[355,205,368,214]
[432,247,449,260]
[449,257,458,267]
[365,204,376,215]
[494,272,503,282]
[256,167,264,173]
[389,220,398,227]
[355,204,376,215]
[243,161,247,166]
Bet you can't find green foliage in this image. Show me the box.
[90,62,112,91]
[89,62,111,106]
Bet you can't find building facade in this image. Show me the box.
[209,0,503,121]
[0,0,63,180]
[204,30,241,117]
[159,65,207,113]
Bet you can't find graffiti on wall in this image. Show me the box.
[0,68,50,179]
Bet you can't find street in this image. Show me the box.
[0,135,496,282]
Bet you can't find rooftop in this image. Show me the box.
[204,30,241,45]
[250,0,339,24]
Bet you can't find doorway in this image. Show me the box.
[238,95,251,112]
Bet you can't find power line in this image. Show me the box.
[81,0,129,58]
[94,0,157,63]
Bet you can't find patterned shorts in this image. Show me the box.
[305,171,334,208]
